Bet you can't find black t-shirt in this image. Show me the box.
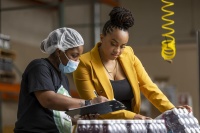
[110,79,134,111]
[14,58,71,133]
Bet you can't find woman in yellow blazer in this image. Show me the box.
[73,7,191,119]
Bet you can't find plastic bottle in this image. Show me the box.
[135,120,142,133]
[77,120,88,133]
[111,120,118,133]
[129,122,135,133]
[98,120,103,133]
[160,120,168,133]
[152,120,159,133]
[148,123,154,133]
[102,120,113,133]
[120,119,128,133]
[146,120,154,133]
[140,120,147,133]
[88,120,100,133]
[155,120,163,133]
[126,120,133,133]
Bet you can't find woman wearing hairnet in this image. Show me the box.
[14,27,108,133]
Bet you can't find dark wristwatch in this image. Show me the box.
[85,100,91,106]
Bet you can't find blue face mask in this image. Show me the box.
[58,52,79,73]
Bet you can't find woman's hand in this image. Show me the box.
[90,96,109,104]
[175,105,192,112]
[133,114,152,120]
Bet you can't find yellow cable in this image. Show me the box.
[161,0,176,63]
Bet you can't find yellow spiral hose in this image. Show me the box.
[161,0,176,63]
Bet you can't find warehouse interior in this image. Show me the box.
[1,0,200,132]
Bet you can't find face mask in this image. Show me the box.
[58,52,79,73]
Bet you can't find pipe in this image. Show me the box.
[58,0,65,28]
[0,3,58,12]
[197,30,200,120]
[0,0,1,33]
[0,93,2,133]
[92,1,101,44]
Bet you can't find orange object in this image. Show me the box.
[0,83,20,101]
[99,0,120,7]
[0,83,81,100]
[70,89,80,98]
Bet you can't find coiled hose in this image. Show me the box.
[161,0,176,63]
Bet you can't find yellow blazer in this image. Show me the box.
[73,43,175,119]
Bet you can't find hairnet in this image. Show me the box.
[40,27,84,54]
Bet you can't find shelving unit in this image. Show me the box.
[0,34,19,133]
[0,83,20,133]
[0,34,16,84]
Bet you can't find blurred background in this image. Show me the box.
[0,0,200,132]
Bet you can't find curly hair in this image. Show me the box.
[102,7,134,35]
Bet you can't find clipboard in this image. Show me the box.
[65,100,126,118]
